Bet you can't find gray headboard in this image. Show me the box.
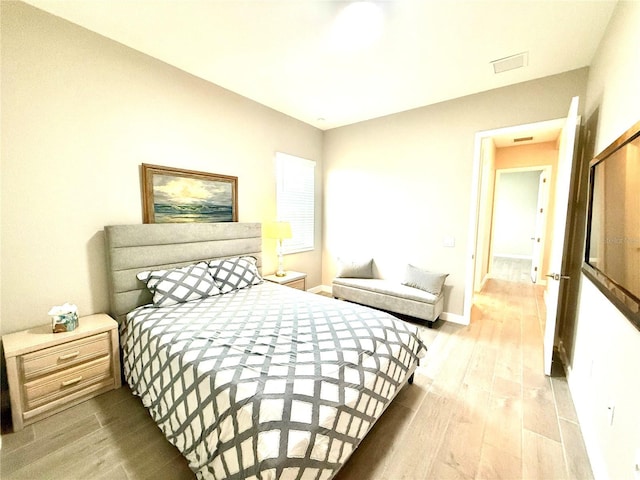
[104,222,262,324]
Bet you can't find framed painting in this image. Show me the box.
[141,164,238,223]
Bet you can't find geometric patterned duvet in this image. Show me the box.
[122,281,426,480]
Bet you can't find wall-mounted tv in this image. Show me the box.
[583,120,640,331]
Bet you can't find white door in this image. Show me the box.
[543,96,580,375]
[530,169,549,283]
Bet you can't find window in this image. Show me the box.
[275,152,315,254]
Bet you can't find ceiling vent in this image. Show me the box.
[491,52,528,74]
[514,136,534,143]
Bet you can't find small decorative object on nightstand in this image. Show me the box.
[2,313,121,431]
[264,271,307,291]
[48,302,79,333]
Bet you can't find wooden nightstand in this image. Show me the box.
[2,313,121,431]
[264,271,307,291]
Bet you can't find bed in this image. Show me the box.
[104,222,426,480]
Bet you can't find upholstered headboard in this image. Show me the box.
[104,223,262,324]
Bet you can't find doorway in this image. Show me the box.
[490,168,548,283]
[465,117,565,310]
[465,97,581,377]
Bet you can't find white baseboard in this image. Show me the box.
[308,285,328,295]
[493,254,533,260]
[440,311,468,325]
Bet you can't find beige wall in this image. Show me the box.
[495,141,559,169]
[0,2,323,335]
[491,170,540,257]
[323,69,588,317]
[567,2,640,478]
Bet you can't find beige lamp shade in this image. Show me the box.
[264,221,292,239]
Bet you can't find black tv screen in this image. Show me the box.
[583,120,640,330]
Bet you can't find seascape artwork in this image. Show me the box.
[152,174,234,223]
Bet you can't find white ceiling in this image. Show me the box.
[23,0,617,130]
[491,118,565,148]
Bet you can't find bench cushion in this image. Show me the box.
[332,278,444,322]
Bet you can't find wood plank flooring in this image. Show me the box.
[491,256,533,283]
[0,279,593,479]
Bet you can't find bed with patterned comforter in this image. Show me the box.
[122,280,425,479]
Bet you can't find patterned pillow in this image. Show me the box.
[208,256,263,293]
[137,262,221,307]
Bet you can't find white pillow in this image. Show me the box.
[137,262,221,307]
[402,264,448,295]
[335,258,374,278]
[208,256,263,293]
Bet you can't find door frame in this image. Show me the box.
[464,118,564,322]
[489,166,550,284]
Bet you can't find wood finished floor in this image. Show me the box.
[0,279,593,479]
[490,256,533,284]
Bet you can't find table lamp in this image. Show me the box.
[264,221,292,277]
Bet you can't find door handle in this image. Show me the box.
[545,273,570,281]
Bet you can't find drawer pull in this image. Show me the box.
[58,351,80,361]
[61,376,83,387]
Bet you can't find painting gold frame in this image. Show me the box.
[141,163,238,223]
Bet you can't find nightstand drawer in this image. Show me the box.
[23,355,112,410]
[286,278,306,290]
[21,332,110,380]
[264,271,307,291]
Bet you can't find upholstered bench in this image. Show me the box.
[331,259,447,328]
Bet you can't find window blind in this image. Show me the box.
[275,152,315,254]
